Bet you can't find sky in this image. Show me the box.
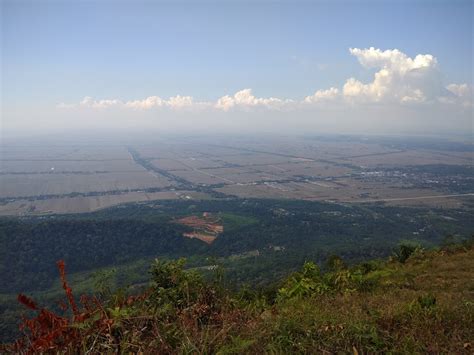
[1,0,473,138]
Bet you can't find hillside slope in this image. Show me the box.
[4,242,474,353]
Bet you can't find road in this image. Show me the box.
[348,193,474,203]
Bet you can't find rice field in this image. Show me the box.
[1,135,472,214]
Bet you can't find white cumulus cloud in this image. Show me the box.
[125,96,165,109]
[444,83,473,107]
[304,87,339,103]
[215,88,293,111]
[63,95,211,111]
[80,96,124,109]
[343,47,443,103]
[57,47,472,112]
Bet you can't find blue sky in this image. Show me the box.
[3,0,472,103]
[2,0,473,136]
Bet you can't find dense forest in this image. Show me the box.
[0,219,205,293]
[1,198,473,341]
[2,199,473,293]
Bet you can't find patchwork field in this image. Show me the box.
[0,191,211,215]
[0,172,175,198]
[1,135,472,214]
[0,159,145,173]
[174,213,224,244]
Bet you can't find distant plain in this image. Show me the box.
[1,135,473,215]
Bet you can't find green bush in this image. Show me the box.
[393,243,420,263]
[326,254,347,271]
[149,258,205,310]
[277,262,329,300]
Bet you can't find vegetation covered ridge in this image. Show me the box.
[3,239,473,354]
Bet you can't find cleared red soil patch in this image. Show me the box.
[182,232,217,244]
[174,213,223,244]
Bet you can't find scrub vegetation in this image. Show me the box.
[3,239,473,353]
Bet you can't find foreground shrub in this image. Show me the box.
[393,242,420,263]
[2,242,472,353]
[4,260,136,353]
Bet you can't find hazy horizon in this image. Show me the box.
[2,0,473,139]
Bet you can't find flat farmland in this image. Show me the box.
[1,135,472,214]
[169,157,227,169]
[132,142,225,159]
[0,171,175,198]
[215,181,339,200]
[251,161,353,178]
[259,142,399,161]
[215,183,298,199]
[172,169,233,185]
[132,147,185,159]
[215,179,470,208]
[149,159,191,171]
[335,150,473,167]
[0,159,145,173]
[213,153,295,166]
[0,190,210,215]
[0,145,132,160]
[205,168,281,184]
[191,137,400,161]
[373,195,470,208]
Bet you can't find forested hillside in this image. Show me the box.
[2,199,473,293]
[3,240,473,353]
[1,199,473,342]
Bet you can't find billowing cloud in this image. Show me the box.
[57,47,472,112]
[215,89,294,111]
[66,94,211,111]
[304,87,339,103]
[80,96,123,109]
[349,47,437,72]
[343,47,443,103]
[444,84,473,107]
[125,96,164,109]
